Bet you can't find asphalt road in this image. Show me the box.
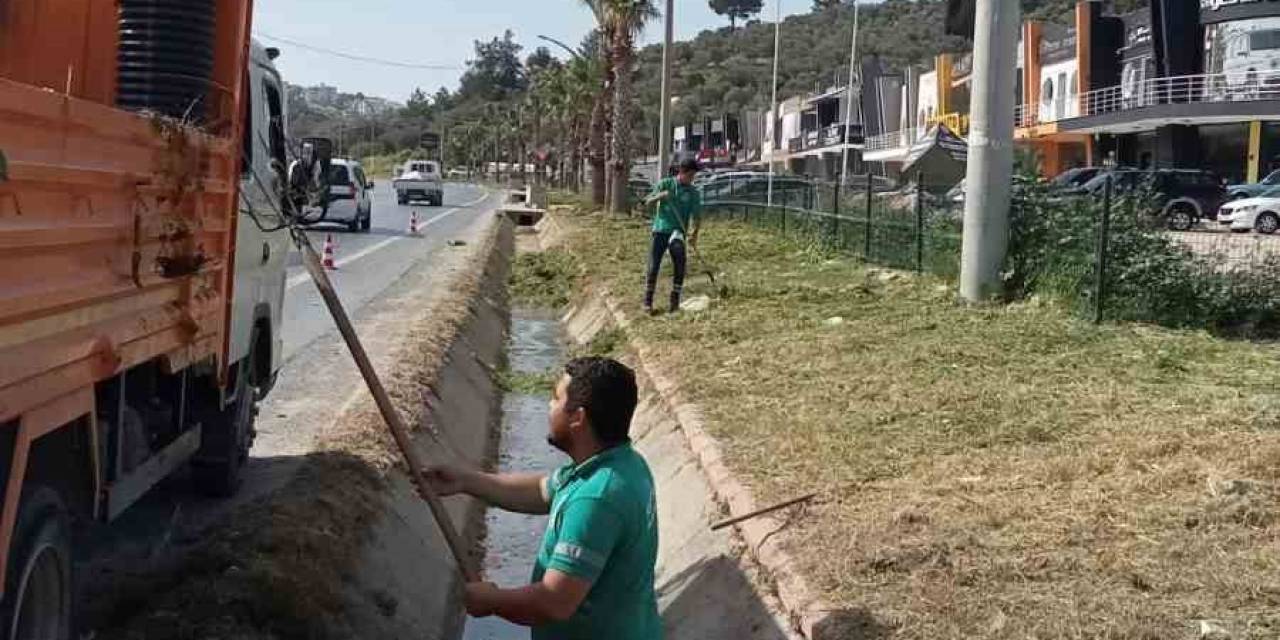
[78,181,502,626]
[282,181,491,359]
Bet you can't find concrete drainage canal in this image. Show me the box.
[457,286,800,637]
[463,309,567,640]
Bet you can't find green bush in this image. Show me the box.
[1005,176,1280,338]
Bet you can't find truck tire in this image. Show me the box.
[192,345,256,497]
[0,486,72,640]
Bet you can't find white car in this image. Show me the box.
[394,159,444,206]
[320,158,373,232]
[1217,187,1280,234]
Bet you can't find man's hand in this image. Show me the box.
[464,581,501,618]
[645,190,670,206]
[423,464,470,498]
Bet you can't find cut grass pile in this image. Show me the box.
[96,220,509,640]
[555,206,1280,639]
[509,249,578,308]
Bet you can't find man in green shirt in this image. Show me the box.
[643,159,703,314]
[426,357,662,639]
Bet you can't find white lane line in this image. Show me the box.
[285,189,490,290]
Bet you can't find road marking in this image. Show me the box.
[285,189,490,290]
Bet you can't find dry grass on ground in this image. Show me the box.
[556,206,1280,639]
[98,223,504,640]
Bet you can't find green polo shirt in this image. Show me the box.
[532,443,661,640]
[650,177,702,235]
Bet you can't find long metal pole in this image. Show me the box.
[839,0,861,186]
[295,231,478,583]
[656,0,675,181]
[767,0,781,207]
[959,0,1019,301]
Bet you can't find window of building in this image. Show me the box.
[1041,79,1054,106]
[1250,29,1280,52]
[1068,72,1077,98]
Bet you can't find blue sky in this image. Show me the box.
[252,0,813,103]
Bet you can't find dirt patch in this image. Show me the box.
[547,203,1280,639]
[95,215,514,639]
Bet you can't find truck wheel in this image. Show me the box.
[192,349,256,497]
[0,486,72,640]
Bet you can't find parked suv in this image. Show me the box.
[1080,169,1225,231]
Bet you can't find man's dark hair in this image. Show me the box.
[678,159,700,175]
[564,357,638,447]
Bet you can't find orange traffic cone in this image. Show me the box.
[409,210,421,236]
[322,234,337,270]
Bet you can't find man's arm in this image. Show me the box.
[644,178,671,206]
[466,498,624,626]
[425,466,550,515]
[465,570,592,625]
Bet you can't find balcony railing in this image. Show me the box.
[1017,69,1280,128]
[863,127,922,152]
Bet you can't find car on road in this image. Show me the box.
[322,159,374,232]
[699,173,814,206]
[1217,185,1280,234]
[1077,168,1226,231]
[1225,168,1280,201]
[394,159,444,206]
[1050,166,1104,190]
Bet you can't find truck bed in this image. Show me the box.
[0,78,240,424]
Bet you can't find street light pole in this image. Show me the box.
[959,0,1020,301]
[839,0,861,186]
[656,0,674,182]
[767,0,782,207]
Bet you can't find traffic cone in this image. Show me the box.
[321,234,337,270]
[409,210,421,236]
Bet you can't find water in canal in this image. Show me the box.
[462,311,568,640]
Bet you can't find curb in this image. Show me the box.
[546,207,836,638]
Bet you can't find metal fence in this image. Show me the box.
[700,174,963,278]
[699,174,1280,336]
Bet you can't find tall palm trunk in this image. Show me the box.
[588,64,610,207]
[608,30,634,214]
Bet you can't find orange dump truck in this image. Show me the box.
[0,2,291,634]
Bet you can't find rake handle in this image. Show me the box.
[297,231,479,583]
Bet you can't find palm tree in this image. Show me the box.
[580,2,614,207]
[596,0,658,213]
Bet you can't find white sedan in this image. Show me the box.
[1217,189,1280,234]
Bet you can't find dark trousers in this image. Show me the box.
[644,231,687,311]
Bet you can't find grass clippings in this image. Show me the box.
[98,219,509,640]
[496,368,557,396]
[509,249,578,308]
[555,205,1280,639]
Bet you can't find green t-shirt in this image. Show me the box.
[650,177,702,234]
[532,443,662,640]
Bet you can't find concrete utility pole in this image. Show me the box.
[839,0,861,186]
[959,0,1019,302]
[767,0,782,207]
[656,0,674,181]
